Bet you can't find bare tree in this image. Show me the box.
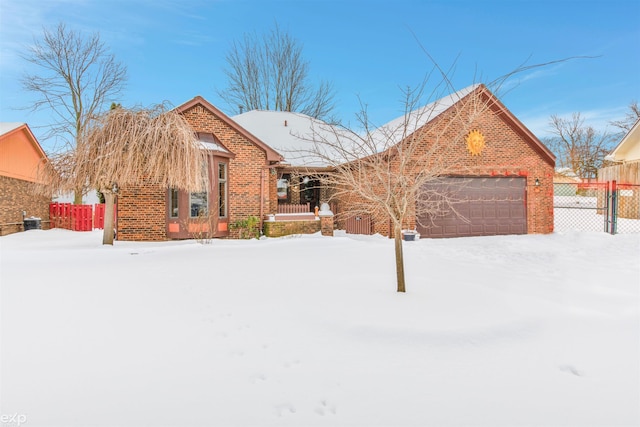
[218,23,336,121]
[21,22,127,204]
[299,80,496,292]
[40,106,208,245]
[610,101,640,132]
[546,113,616,179]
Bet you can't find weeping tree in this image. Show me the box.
[41,105,207,245]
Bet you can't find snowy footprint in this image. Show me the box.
[315,399,336,416]
[275,403,296,417]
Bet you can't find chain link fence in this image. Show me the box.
[554,182,640,234]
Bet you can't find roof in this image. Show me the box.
[375,84,554,166]
[196,132,234,158]
[0,122,48,160]
[371,84,480,145]
[231,110,346,167]
[0,122,27,136]
[232,84,555,169]
[0,122,50,183]
[175,96,283,163]
[606,119,640,162]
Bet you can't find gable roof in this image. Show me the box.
[0,122,48,160]
[375,84,555,167]
[175,96,283,163]
[232,84,556,169]
[371,84,481,146]
[606,119,640,162]
[0,122,50,183]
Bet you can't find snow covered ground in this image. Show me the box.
[1,228,638,426]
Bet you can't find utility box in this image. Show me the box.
[23,217,42,231]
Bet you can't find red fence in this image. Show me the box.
[49,203,116,231]
[93,204,117,229]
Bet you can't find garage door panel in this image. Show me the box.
[418,177,526,238]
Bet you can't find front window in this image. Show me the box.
[190,192,208,218]
[169,188,179,218]
[219,163,227,218]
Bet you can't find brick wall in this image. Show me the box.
[333,90,554,237]
[116,102,276,241]
[263,219,321,237]
[117,181,166,241]
[0,175,51,236]
[181,104,271,239]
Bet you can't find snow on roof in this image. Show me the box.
[370,84,479,146]
[0,122,26,137]
[232,110,344,167]
[197,132,229,153]
[231,85,480,168]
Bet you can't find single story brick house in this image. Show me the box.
[0,123,51,236]
[117,84,554,241]
[235,84,555,238]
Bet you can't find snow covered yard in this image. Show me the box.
[1,229,638,427]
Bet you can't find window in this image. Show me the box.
[169,188,179,218]
[218,162,227,217]
[277,173,291,203]
[190,191,208,218]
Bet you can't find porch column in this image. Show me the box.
[319,207,334,237]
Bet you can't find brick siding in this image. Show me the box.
[0,175,50,236]
[116,102,276,241]
[333,90,554,237]
[263,219,321,237]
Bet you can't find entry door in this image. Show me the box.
[417,177,526,238]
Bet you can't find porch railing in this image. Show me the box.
[277,203,310,214]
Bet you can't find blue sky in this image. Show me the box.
[1,0,639,153]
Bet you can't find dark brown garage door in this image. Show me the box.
[417,177,526,238]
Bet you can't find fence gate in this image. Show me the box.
[345,214,374,235]
[553,181,640,234]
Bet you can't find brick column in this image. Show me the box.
[319,211,334,236]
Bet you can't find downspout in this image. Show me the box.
[261,163,281,233]
[260,168,265,231]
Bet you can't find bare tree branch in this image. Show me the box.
[21,22,127,203]
[545,113,616,179]
[610,101,640,132]
[217,23,336,120]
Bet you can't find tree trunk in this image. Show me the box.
[103,192,116,245]
[73,188,83,205]
[394,224,406,292]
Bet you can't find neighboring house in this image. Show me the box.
[237,84,555,238]
[0,123,51,236]
[116,96,283,241]
[599,119,640,218]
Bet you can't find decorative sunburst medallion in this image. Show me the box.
[466,130,485,156]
